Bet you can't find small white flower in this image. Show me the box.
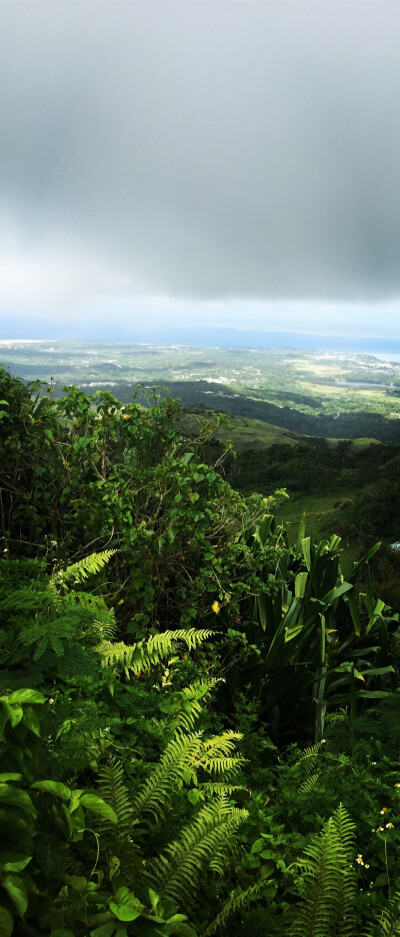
[48,698,54,704]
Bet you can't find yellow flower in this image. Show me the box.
[395,783,400,788]
[377,826,384,832]
[212,601,221,614]
[123,414,132,420]
[386,822,394,829]
[380,808,388,814]
[365,864,370,869]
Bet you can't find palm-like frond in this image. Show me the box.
[291,804,357,937]
[97,628,215,676]
[145,797,247,907]
[201,880,267,937]
[97,756,133,835]
[131,731,204,820]
[362,891,400,937]
[173,679,221,733]
[53,549,116,584]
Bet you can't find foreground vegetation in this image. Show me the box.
[2,368,400,936]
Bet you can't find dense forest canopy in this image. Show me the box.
[2,367,400,937]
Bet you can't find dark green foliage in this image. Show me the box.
[290,805,357,937]
[2,369,400,936]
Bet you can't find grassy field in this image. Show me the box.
[275,488,361,574]
[180,410,380,454]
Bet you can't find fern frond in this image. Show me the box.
[172,680,222,733]
[291,804,357,937]
[97,756,134,835]
[131,732,204,820]
[199,732,246,777]
[201,880,267,937]
[97,628,215,676]
[201,757,246,777]
[201,731,243,754]
[299,771,321,794]
[362,890,400,937]
[293,741,325,775]
[53,549,116,584]
[198,782,247,799]
[145,797,247,907]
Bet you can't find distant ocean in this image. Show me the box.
[101,325,400,356]
[2,322,400,357]
[155,327,400,356]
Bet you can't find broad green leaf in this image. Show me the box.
[295,572,308,598]
[90,926,115,937]
[109,856,120,881]
[23,707,41,738]
[3,704,23,729]
[358,690,395,699]
[64,875,88,894]
[0,906,13,937]
[109,887,144,922]
[0,784,36,817]
[2,874,28,917]
[180,452,193,465]
[79,794,117,823]
[366,598,387,635]
[322,581,353,606]
[255,595,269,631]
[187,789,200,806]
[358,666,394,676]
[32,780,71,802]
[0,855,32,873]
[8,690,45,705]
[347,590,361,636]
[0,774,22,783]
[61,803,85,842]
[255,514,273,547]
[301,537,311,571]
[148,888,160,913]
[168,925,197,937]
[374,872,389,887]
[334,663,365,681]
[348,541,382,582]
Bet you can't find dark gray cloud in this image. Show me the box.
[1,1,400,321]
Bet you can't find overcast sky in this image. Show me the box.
[1,1,400,342]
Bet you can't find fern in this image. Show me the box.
[129,725,246,824]
[97,628,215,676]
[131,731,204,820]
[201,880,268,937]
[363,890,400,936]
[97,756,134,836]
[290,740,326,793]
[291,804,357,937]
[52,549,116,585]
[145,796,247,907]
[20,613,79,659]
[172,679,222,733]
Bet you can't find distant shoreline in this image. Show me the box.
[1,332,400,360]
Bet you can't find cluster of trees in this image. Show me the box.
[71,382,400,445]
[223,438,400,498]
[2,368,400,936]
